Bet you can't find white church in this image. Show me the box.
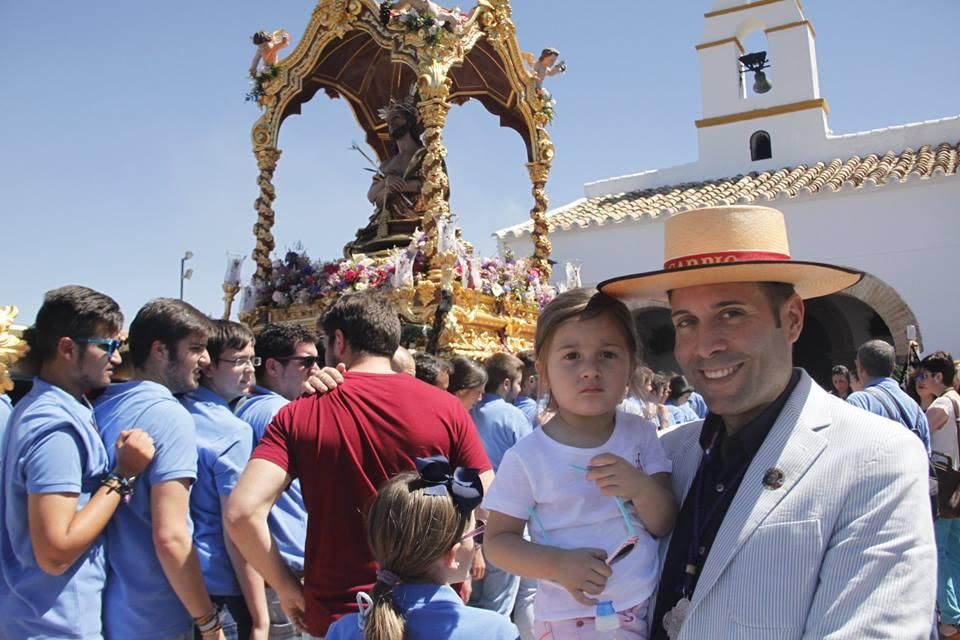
[496,0,959,382]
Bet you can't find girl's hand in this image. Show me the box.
[586,453,647,501]
[550,547,612,606]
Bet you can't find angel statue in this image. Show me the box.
[522,47,567,89]
[249,29,291,77]
[380,0,490,32]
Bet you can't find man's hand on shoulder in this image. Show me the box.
[301,362,346,397]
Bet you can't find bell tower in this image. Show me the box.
[694,0,829,171]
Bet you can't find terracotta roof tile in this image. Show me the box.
[498,142,959,237]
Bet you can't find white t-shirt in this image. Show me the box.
[931,392,960,470]
[482,411,672,621]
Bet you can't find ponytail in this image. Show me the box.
[363,580,405,640]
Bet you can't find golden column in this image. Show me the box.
[251,147,282,283]
[417,76,453,269]
[526,160,553,279]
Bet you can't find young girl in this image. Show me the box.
[325,456,518,640]
[484,289,678,638]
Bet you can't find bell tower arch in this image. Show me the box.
[694,0,829,169]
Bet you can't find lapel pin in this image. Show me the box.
[762,467,784,490]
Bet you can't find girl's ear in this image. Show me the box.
[443,542,463,570]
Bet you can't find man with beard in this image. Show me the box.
[346,92,434,255]
[599,206,936,639]
[0,286,155,639]
[94,299,227,640]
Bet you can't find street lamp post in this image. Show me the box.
[180,251,194,300]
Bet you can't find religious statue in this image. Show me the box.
[249,29,291,77]
[523,47,567,89]
[345,90,439,256]
[380,0,488,32]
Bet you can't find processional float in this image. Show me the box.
[235,0,566,357]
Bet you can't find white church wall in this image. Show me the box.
[512,177,960,357]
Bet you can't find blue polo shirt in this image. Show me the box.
[234,385,308,571]
[666,401,699,426]
[688,391,708,419]
[181,385,254,596]
[0,393,13,436]
[848,377,931,454]
[325,583,519,640]
[94,380,199,640]
[0,378,110,639]
[514,394,538,428]
[470,394,532,471]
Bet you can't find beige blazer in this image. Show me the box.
[653,370,936,639]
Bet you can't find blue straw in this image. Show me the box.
[569,464,637,537]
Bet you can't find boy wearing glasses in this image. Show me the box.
[94,299,226,640]
[0,286,155,639]
[181,320,268,639]
[235,323,322,639]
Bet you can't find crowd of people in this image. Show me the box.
[0,204,952,639]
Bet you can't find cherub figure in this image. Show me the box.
[249,29,291,77]
[383,0,486,31]
[523,47,567,89]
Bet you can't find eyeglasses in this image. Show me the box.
[914,372,930,382]
[461,519,485,545]
[274,356,322,368]
[219,356,262,368]
[73,337,124,357]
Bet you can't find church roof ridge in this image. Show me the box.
[494,140,959,239]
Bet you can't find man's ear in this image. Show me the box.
[56,336,77,362]
[783,294,805,344]
[264,357,282,381]
[149,339,169,364]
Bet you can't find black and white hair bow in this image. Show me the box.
[412,455,484,514]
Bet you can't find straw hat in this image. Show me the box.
[598,205,862,301]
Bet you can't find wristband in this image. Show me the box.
[194,608,223,635]
[101,472,134,501]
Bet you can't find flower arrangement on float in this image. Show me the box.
[249,231,556,312]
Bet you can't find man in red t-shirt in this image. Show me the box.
[226,291,493,638]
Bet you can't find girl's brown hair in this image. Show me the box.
[363,472,471,640]
[534,288,640,410]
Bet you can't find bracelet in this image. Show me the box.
[101,473,134,501]
[194,608,223,634]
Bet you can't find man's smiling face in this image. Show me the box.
[670,282,803,431]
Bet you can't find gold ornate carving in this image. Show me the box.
[252,148,282,282]
[526,160,553,278]
[417,77,453,265]
[0,306,28,393]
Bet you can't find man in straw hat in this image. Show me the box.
[599,205,936,639]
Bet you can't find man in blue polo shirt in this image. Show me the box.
[95,299,226,640]
[0,393,13,433]
[469,352,531,619]
[0,286,155,639]
[513,351,539,428]
[847,339,931,452]
[235,323,321,640]
[182,320,267,639]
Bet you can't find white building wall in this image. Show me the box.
[502,177,960,357]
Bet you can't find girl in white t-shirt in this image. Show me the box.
[483,289,678,639]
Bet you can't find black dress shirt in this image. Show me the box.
[651,370,801,639]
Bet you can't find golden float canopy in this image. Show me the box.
[243,0,557,357]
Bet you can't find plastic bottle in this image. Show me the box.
[595,600,620,632]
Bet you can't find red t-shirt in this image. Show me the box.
[252,371,492,636]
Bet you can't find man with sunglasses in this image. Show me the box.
[234,323,323,639]
[0,286,156,639]
[181,320,267,639]
[95,299,227,640]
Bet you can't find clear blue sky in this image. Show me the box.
[2,1,957,326]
